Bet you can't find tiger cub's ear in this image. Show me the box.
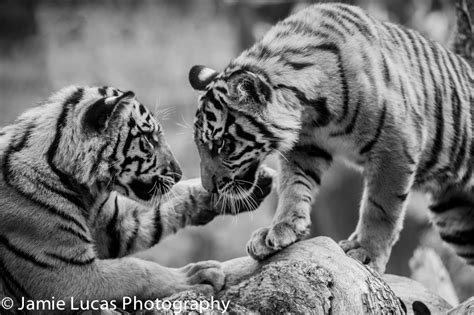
[83,91,135,133]
[189,65,218,91]
[228,70,272,108]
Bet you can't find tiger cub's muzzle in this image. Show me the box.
[129,159,182,201]
[201,160,260,194]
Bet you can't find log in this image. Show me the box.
[448,297,474,315]
[2,237,452,314]
[163,237,452,314]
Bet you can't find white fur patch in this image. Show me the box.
[199,68,217,82]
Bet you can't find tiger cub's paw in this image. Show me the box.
[246,227,275,260]
[179,260,226,294]
[339,239,387,274]
[339,239,371,264]
[246,221,309,261]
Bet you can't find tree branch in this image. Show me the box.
[166,237,452,314]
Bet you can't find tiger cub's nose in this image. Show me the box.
[161,160,182,183]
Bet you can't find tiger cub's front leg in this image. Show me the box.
[91,193,225,298]
[339,149,415,273]
[247,147,332,260]
[158,168,274,233]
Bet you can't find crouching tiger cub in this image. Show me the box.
[0,85,273,311]
[188,3,473,273]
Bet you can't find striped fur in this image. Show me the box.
[0,85,272,311]
[189,3,473,273]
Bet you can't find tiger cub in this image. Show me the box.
[0,86,272,311]
[188,3,473,273]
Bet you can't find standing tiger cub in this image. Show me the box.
[0,85,272,311]
[189,3,473,273]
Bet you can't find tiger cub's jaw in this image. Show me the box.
[128,176,175,201]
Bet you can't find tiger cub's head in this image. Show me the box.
[188,65,298,196]
[45,86,181,204]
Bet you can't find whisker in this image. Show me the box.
[274,148,288,162]
[147,181,159,208]
[234,179,263,195]
[235,185,252,212]
[153,96,160,117]
[176,122,190,129]
[179,115,192,129]
[157,108,175,121]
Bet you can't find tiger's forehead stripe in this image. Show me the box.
[195,86,275,169]
[195,79,281,151]
[195,89,230,142]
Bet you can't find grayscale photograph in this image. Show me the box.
[0,0,472,314]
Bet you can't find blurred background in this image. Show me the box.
[1,0,472,302]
